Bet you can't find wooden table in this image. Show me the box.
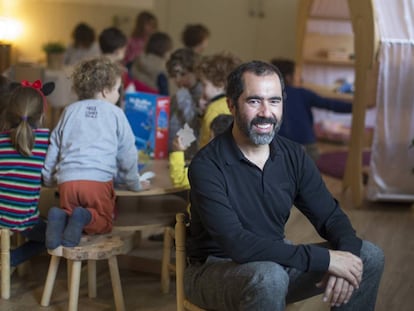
[113,159,188,275]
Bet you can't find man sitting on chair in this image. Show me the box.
[186,60,384,311]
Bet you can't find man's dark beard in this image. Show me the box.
[236,114,281,145]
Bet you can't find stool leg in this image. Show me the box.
[108,256,125,311]
[41,255,61,306]
[1,229,10,299]
[88,260,97,298]
[68,260,82,311]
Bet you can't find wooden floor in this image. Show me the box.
[2,144,414,311]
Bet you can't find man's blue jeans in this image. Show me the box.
[184,240,384,311]
[10,219,47,267]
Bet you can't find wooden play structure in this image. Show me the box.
[296,0,414,206]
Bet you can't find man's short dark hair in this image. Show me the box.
[226,61,286,107]
[99,27,127,54]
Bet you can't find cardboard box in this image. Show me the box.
[124,92,170,159]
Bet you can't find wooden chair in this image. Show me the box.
[0,229,11,299]
[0,229,31,300]
[160,225,175,293]
[40,231,134,311]
[175,213,206,311]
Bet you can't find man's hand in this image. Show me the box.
[316,275,355,307]
[328,250,363,288]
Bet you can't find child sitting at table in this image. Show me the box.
[166,48,203,159]
[169,114,234,188]
[195,52,241,147]
[0,80,55,267]
[42,57,148,250]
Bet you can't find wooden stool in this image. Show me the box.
[40,231,134,311]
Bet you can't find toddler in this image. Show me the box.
[42,57,146,249]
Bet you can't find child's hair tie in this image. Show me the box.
[21,115,28,121]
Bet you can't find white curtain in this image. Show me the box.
[367,0,414,201]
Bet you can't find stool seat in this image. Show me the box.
[48,233,133,260]
[41,231,133,311]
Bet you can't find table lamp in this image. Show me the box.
[0,17,21,73]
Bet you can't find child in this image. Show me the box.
[64,22,101,66]
[169,114,234,188]
[42,57,147,250]
[0,80,55,267]
[271,58,352,161]
[195,52,241,147]
[181,24,210,54]
[124,11,158,70]
[131,32,173,95]
[98,27,158,103]
[166,48,203,158]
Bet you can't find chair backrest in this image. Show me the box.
[175,213,206,311]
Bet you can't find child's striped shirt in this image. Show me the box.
[0,128,50,231]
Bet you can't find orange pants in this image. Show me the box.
[58,180,116,234]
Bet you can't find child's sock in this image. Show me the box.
[46,207,68,249]
[62,207,92,247]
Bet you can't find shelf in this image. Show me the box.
[303,57,354,67]
[302,82,353,102]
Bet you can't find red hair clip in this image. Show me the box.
[21,79,47,111]
[21,79,43,90]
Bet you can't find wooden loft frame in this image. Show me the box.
[344,0,379,206]
[295,0,380,206]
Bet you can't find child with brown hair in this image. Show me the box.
[124,11,158,70]
[42,57,147,250]
[195,52,241,147]
[131,32,173,95]
[0,79,55,266]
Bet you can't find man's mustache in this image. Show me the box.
[251,116,278,126]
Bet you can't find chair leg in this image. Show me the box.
[161,227,173,294]
[108,256,125,311]
[41,255,61,306]
[16,233,30,277]
[68,260,82,311]
[1,229,10,299]
[88,260,97,298]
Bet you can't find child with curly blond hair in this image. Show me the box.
[195,52,241,147]
[42,57,147,250]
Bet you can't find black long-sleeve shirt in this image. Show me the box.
[188,130,362,272]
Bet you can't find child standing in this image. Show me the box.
[124,11,158,70]
[0,80,54,267]
[98,26,158,95]
[131,32,173,95]
[42,57,146,250]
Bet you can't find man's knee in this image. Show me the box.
[242,261,289,304]
[361,240,385,275]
